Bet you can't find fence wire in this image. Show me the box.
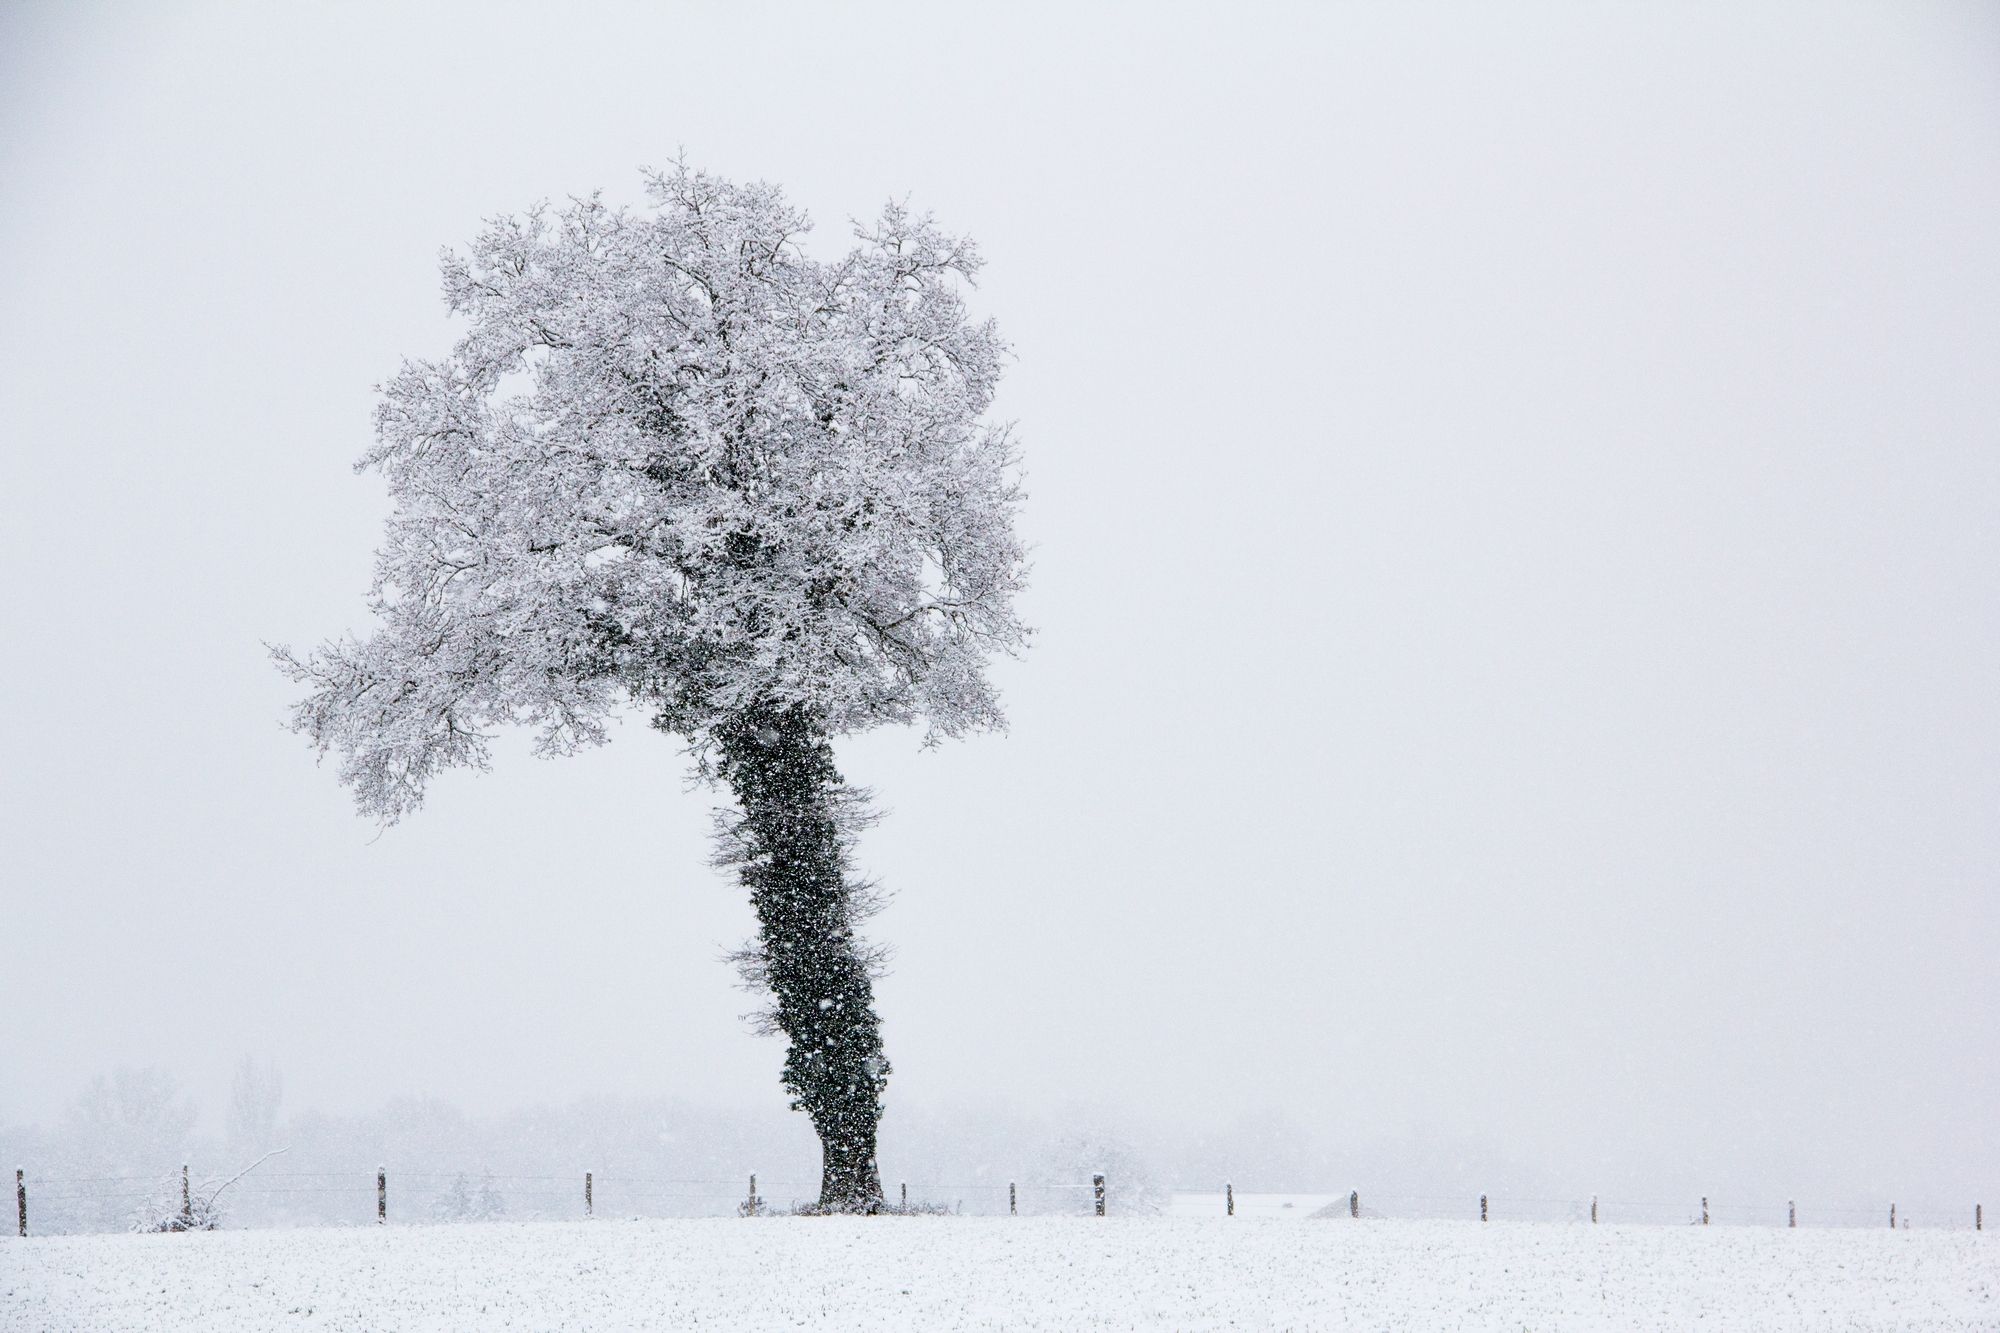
[5,1169,1986,1236]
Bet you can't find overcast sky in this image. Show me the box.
[3,1,1996,1202]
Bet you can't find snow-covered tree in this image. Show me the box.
[473,1172,506,1221]
[432,1172,475,1223]
[65,1069,196,1164]
[63,1069,198,1229]
[1053,1129,1169,1217]
[431,1171,505,1222]
[274,162,1027,1212]
[225,1056,283,1155]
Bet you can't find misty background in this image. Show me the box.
[2,2,1996,1228]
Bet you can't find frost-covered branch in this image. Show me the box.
[277,162,1026,823]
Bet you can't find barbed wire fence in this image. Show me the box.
[9,1165,1103,1235]
[1206,1186,1985,1231]
[7,1165,1986,1237]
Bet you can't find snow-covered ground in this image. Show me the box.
[3,1215,1991,1331]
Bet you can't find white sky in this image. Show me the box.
[2,1,1996,1202]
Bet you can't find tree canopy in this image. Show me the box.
[277,164,1027,819]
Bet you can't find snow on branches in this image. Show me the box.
[275,163,1027,821]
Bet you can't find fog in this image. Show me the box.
[3,1,1996,1220]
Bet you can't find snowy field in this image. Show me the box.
[4,1216,1992,1331]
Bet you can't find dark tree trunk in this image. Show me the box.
[713,702,889,1213]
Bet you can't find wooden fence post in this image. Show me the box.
[1701,1197,1709,1226]
[1480,1193,1487,1223]
[1009,1182,1016,1216]
[1789,1200,1796,1228]
[1591,1195,1597,1224]
[748,1174,758,1217]
[181,1164,192,1228]
[377,1167,386,1224]
[901,1182,908,1210]
[1976,1203,1982,1232]
[585,1171,593,1218]
[1093,1173,1106,1216]
[15,1168,23,1238]
[1349,1190,1359,1219]
[1226,1183,1234,1217]
[1888,1204,1895,1229]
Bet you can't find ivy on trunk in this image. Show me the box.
[714,703,888,1213]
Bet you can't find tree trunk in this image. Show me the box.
[713,702,889,1213]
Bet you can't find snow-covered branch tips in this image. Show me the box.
[272,161,1028,1214]
[274,162,1028,825]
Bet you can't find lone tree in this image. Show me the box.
[274,164,1027,1213]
